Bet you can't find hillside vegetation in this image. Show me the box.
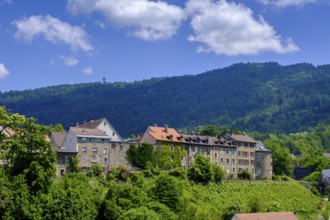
[1,62,330,136]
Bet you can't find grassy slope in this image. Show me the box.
[181,179,325,219]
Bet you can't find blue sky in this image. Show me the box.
[0,0,329,92]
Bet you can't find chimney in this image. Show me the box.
[164,124,168,133]
[76,122,79,127]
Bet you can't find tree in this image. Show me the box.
[69,156,80,173]
[211,164,225,183]
[187,153,212,184]
[1,107,56,194]
[199,125,221,136]
[153,174,182,210]
[263,139,293,176]
[127,144,155,169]
[87,163,103,177]
[51,123,65,132]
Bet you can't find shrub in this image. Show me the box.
[248,197,264,213]
[87,163,103,177]
[237,170,252,180]
[168,167,187,180]
[311,186,321,197]
[255,174,267,180]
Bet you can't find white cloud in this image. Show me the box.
[59,55,79,66]
[67,0,185,41]
[257,0,317,7]
[82,66,93,74]
[186,0,299,56]
[13,15,94,52]
[0,63,9,79]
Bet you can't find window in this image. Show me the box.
[103,157,108,164]
[220,158,224,164]
[232,159,236,164]
[65,156,70,164]
[103,147,107,154]
[250,152,254,157]
[93,147,98,153]
[250,160,254,165]
[232,167,236,173]
[226,158,230,164]
[92,155,98,163]
[214,153,218,158]
[82,146,87,153]
[112,132,115,136]
[82,156,86,162]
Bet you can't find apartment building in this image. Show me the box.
[139,125,273,179]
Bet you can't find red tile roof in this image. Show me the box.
[232,212,298,220]
[146,126,184,143]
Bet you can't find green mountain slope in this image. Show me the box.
[1,62,330,137]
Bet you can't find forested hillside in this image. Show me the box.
[1,62,330,137]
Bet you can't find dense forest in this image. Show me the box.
[1,91,330,220]
[1,62,330,137]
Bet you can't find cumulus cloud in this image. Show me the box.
[186,0,299,56]
[257,0,317,7]
[59,55,79,66]
[13,15,94,52]
[67,0,185,41]
[82,66,93,74]
[0,63,9,79]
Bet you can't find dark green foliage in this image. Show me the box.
[310,186,321,197]
[127,144,155,169]
[211,164,225,183]
[153,174,183,211]
[248,197,264,213]
[198,125,221,136]
[3,63,330,137]
[187,153,213,184]
[301,171,321,182]
[237,170,253,180]
[87,163,103,177]
[154,143,186,170]
[69,156,80,173]
[119,206,161,220]
[168,167,187,180]
[222,205,239,220]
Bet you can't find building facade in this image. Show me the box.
[51,119,130,176]
[139,125,273,179]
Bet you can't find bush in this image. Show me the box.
[237,170,252,180]
[311,186,321,197]
[255,174,267,180]
[272,175,281,181]
[248,197,264,213]
[168,167,187,180]
[87,163,103,177]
